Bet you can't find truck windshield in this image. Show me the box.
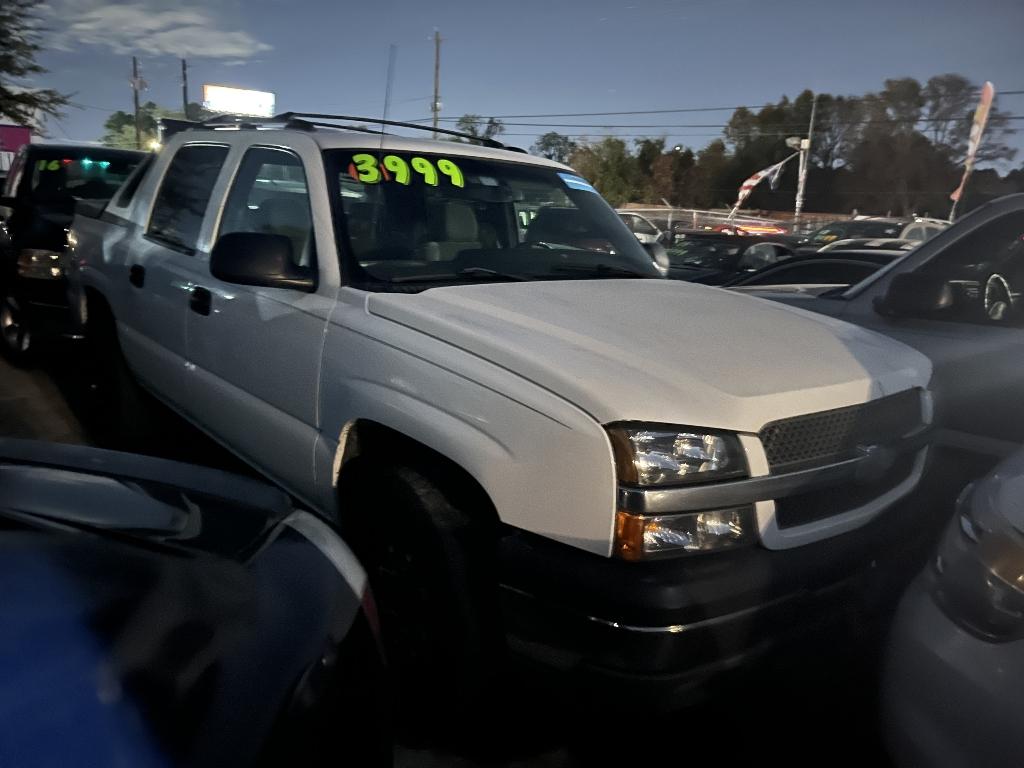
[325,149,660,288]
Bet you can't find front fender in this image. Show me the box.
[317,298,619,557]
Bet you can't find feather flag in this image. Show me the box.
[950,82,995,210]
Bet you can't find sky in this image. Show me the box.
[29,0,1024,165]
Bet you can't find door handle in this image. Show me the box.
[128,264,145,288]
[189,286,212,316]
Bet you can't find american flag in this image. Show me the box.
[732,152,798,212]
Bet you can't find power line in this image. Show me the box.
[401,89,1024,122]
[427,115,1024,130]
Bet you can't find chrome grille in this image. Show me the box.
[759,389,923,474]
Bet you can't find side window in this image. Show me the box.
[148,144,229,253]
[113,153,154,209]
[920,211,1024,324]
[219,147,314,268]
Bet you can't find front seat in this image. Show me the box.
[421,201,480,262]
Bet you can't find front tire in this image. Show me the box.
[342,462,501,727]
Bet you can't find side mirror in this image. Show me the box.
[210,232,315,291]
[874,272,955,318]
[644,241,670,276]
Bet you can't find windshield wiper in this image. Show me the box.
[549,263,654,279]
[385,267,532,284]
[457,266,531,282]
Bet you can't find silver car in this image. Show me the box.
[883,447,1024,767]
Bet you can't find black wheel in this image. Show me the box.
[342,462,501,726]
[0,289,32,360]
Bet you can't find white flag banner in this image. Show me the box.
[950,81,995,205]
[731,152,798,214]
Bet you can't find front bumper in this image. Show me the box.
[498,499,911,708]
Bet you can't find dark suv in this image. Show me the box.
[0,143,145,356]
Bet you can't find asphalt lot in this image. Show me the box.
[1,340,921,767]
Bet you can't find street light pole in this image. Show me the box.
[794,94,818,227]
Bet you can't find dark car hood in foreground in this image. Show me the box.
[0,440,365,767]
[0,439,292,559]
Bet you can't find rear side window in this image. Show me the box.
[114,153,154,208]
[148,144,228,253]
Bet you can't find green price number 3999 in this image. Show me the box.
[348,154,464,188]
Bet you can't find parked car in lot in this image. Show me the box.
[665,232,796,284]
[883,446,1024,768]
[727,249,906,293]
[751,195,1024,479]
[0,438,390,767]
[795,218,947,256]
[818,238,917,253]
[617,211,666,244]
[0,143,146,357]
[67,112,934,710]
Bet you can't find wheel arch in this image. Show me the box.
[333,418,500,527]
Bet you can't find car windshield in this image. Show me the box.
[667,238,742,268]
[326,149,660,288]
[27,149,142,203]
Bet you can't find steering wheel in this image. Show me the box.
[983,273,1014,322]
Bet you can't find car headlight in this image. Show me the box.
[607,424,752,560]
[17,249,66,280]
[614,506,756,560]
[606,424,747,487]
[932,483,1024,642]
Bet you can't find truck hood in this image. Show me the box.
[367,279,932,432]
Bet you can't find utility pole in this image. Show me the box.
[431,29,442,138]
[794,93,818,227]
[181,58,189,119]
[131,56,142,150]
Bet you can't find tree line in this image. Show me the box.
[525,76,1022,217]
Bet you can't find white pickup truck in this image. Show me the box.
[67,114,933,707]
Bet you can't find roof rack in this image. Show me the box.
[158,112,526,152]
[274,112,510,149]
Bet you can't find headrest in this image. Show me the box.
[442,202,478,241]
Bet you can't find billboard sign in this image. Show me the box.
[202,85,276,118]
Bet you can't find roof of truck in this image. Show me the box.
[174,126,571,170]
[162,113,574,172]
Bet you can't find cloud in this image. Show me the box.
[44,1,272,59]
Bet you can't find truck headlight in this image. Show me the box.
[932,483,1024,642]
[614,506,755,560]
[17,249,65,280]
[606,424,747,487]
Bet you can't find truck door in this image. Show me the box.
[126,143,229,409]
[183,146,332,501]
